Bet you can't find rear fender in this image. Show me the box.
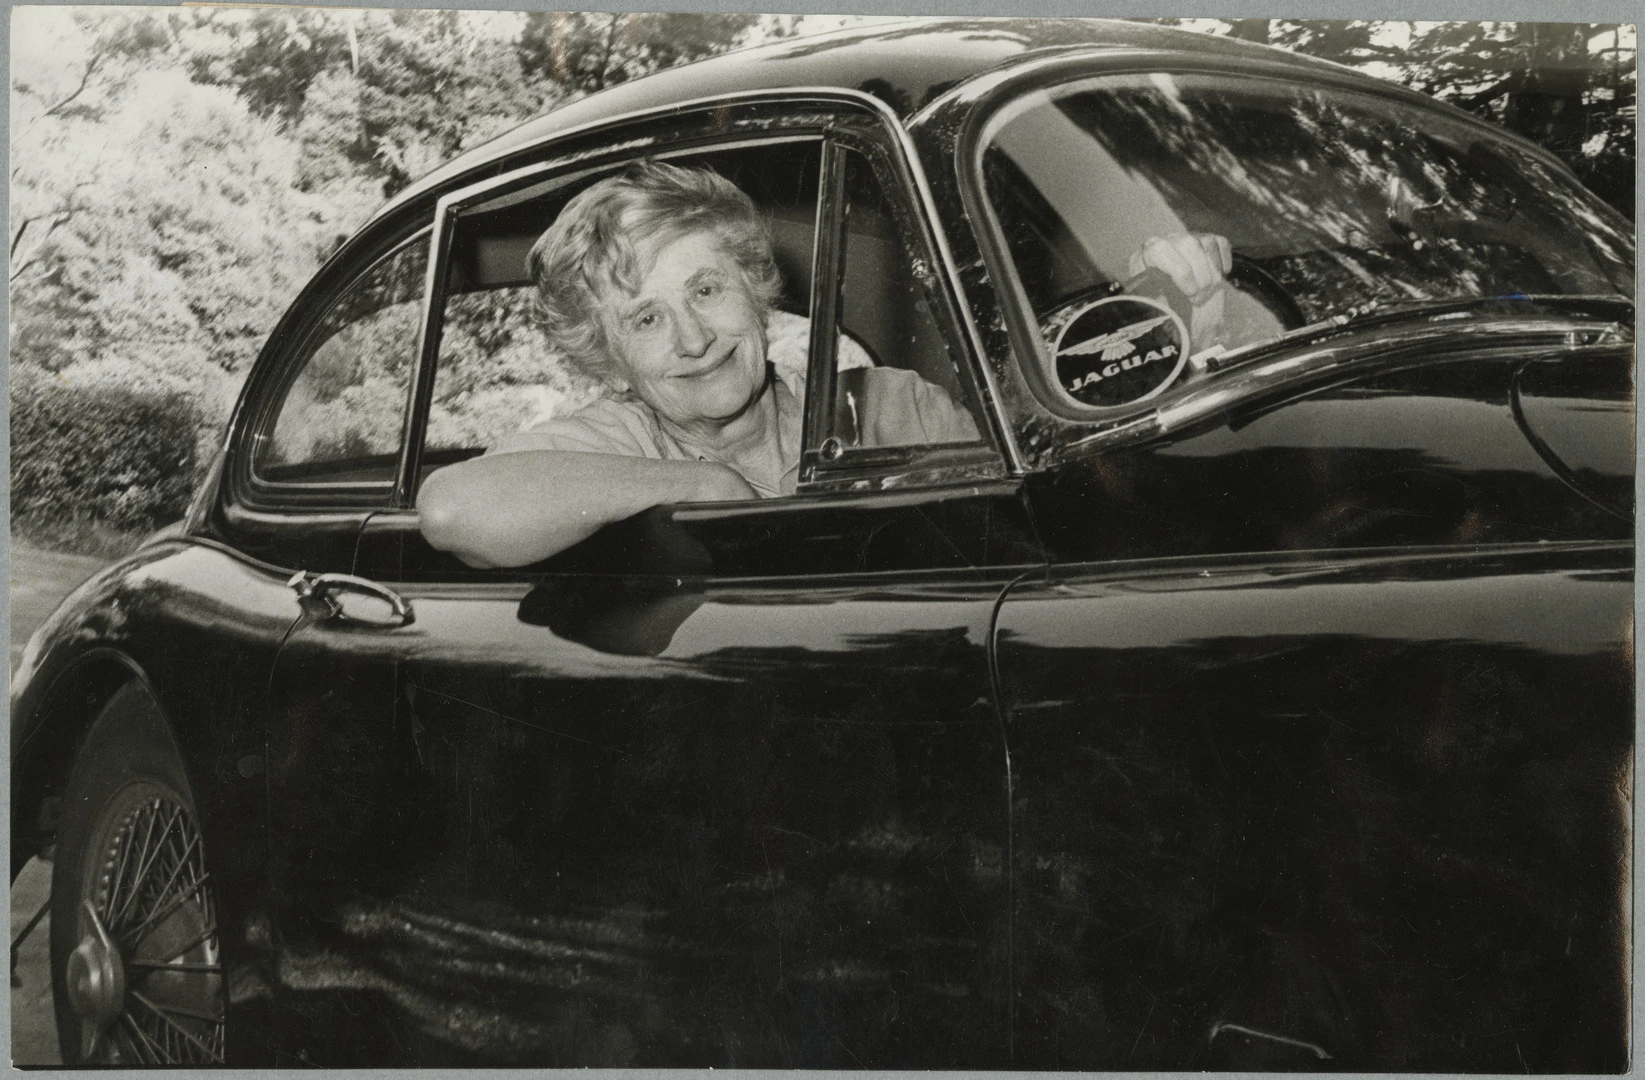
[10,649,158,879]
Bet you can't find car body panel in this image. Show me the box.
[1513,347,1635,518]
[1020,345,1633,566]
[995,542,1632,1069]
[996,342,1632,1066]
[12,543,296,865]
[9,540,303,1059]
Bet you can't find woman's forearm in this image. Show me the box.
[417,450,754,568]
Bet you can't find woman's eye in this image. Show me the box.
[697,282,721,299]
[635,312,658,330]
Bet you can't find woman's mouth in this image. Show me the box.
[671,350,735,380]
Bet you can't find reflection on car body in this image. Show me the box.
[10,16,1633,1069]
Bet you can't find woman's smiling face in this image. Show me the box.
[597,229,770,437]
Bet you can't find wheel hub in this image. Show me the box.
[65,900,126,1029]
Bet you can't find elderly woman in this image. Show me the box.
[419,160,1228,568]
[419,160,983,568]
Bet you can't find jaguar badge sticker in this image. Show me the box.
[1051,295,1189,408]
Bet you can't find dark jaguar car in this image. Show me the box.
[11,16,1634,1069]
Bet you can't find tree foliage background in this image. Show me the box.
[8,10,1636,549]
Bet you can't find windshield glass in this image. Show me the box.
[980,73,1635,408]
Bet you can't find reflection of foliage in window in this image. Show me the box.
[1074,83,1626,313]
[987,76,1633,331]
[262,238,427,471]
[317,236,428,333]
[427,286,604,451]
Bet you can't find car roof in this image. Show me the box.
[370,16,1357,226]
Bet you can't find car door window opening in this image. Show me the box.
[423,140,828,467]
[412,129,1002,518]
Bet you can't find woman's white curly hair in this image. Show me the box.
[526,159,784,392]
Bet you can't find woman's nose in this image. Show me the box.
[673,308,714,357]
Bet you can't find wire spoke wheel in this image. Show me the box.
[69,788,225,1065]
[52,686,229,1066]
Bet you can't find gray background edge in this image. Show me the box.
[2,0,1639,1076]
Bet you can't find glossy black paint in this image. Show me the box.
[996,544,1632,1070]
[9,541,302,1061]
[260,485,1038,1066]
[987,337,1632,1069]
[1513,346,1635,518]
[11,16,1633,1071]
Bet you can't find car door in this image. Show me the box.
[261,99,1042,1067]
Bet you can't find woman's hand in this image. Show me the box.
[1128,233,1232,296]
[1127,233,1233,349]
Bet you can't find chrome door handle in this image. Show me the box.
[286,571,415,628]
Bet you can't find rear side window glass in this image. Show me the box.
[255,233,429,486]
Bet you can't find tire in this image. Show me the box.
[49,683,226,1065]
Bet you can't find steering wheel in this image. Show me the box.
[1226,254,1305,332]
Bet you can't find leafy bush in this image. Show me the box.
[11,370,202,533]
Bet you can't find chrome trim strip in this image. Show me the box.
[369,87,902,230]
[1039,536,1635,586]
[1153,318,1623,430]
[433,132,825,216]
[877,101,1025,473]
[244,481,391,495]
[1060,319,1624,461]
[435,158,563,210]
[802,139,848,476]
[395,195,458,508]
